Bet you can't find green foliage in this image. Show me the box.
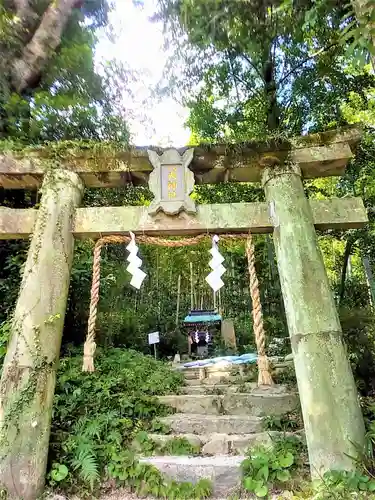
[49,463,69,484]
[0,320,11,367]
[311,470,375,499]
[150,419,172,434]
[272,366,297,389]
[263,410,303,433]
[134,431,157,455]
[48,348,184,492]
[350,410,375,480]
[340,308,375,395]
[63,230,274,356]
[0,0,129,143]
[160,437,201,456]
[241,441,297,497]
[294,401,375,498]
[156,0,375,140]
[0,240,28,324]
[108,449,212,499]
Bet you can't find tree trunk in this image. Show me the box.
[11,0,77,92]
[339,238,354,305]
[0,169,83,499]
[262,162,365,478]
[362,255,375,306]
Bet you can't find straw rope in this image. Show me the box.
[83,232,273,381]
[246,233,274,386]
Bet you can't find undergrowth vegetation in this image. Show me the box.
[263,409,303,433]
[133,431,201,456]
[238,432,375,499]
[48,347,186,495]
[239,435,308,498]
[46,346,375,498]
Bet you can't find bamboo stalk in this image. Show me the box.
[190,262,194,310]
[176,274,181,326]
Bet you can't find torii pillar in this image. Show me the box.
[0,169,84,499]
[262,159,365,477]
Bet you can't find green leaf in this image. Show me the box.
[51,463,69,482]
[367,480,375,491]
[359,481,368,491]
[276,469,290,482]
[257,465,269,481]
[255,484,268,497]
[278,452,294,468]
[243,477,257,491]
[135,430,149,443]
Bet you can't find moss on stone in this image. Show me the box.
[0,125,361,163]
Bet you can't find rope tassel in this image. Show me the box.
[246,233,274,386]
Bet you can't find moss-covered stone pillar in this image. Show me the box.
[262,161,365,477]
[0,169,84,499]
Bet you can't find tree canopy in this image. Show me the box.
[155,0,375,142]
[0,0,129,142]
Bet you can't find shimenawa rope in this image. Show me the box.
[83,233,273,385]
[246,233,274,386]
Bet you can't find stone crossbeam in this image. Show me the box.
[0,198,367,239]
[0,127,360,189]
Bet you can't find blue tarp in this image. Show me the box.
[178,353,258,369]
[183,314,222,323]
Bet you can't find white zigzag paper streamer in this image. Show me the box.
[205,234,226,292]
[126,232,146,290]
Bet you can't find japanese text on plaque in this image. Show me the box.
[161,164,184,201]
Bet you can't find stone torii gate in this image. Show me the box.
[0,127,368,499]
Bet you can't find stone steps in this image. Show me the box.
[145,376,299,497]
[160,413,263,434]
[158,391,297,416]
[140,455,244,498]
[148,431,278,455]
[180,382,257,394]
[183,375,239,386]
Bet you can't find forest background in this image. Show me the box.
[1,0,375,398]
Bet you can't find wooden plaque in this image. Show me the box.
[147,148,196,216]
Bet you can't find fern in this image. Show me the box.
[71,448,99,490]
[73,416,91,434]
[81,418,102,439]
[49,348,185,493]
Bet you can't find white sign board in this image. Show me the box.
[148,331,160,345]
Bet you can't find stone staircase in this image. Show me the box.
[142,366,299,497]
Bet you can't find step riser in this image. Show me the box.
[181,383,257,394]
[148,432,275,455]
[161,415,263,435]
[141,456,243,497]
[159,393,297,416]
[183,376,239,386]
